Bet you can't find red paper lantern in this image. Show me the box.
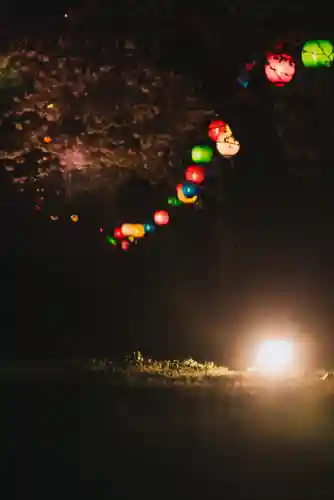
[185,166,205,184]
[264,53,295,87]
[154,210,169,226]
[208,120,231,142]
[114,227,124,239]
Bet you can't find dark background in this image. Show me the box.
[1,1,333,365]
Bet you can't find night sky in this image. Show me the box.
[1,1,334,365]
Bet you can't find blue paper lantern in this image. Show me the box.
[144,223,156,233]
[237,73,249,88]
[181,183,198,198]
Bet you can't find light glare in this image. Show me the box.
[253,339,294,376]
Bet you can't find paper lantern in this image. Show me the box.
[121,223,145,238]
[237,73,250,88]
[154,210,169,225]
[132,224,145,238]
[114,227,124,239]
[70,214,79,222]
[168,196,183,207]
[107,236,117,246]
[264,53,295,86]
[181,183,198,197]
[301,40,334,68]
[176,185,198,204]
[208,121,232,142]
[121,224,134,236]
[144,223,156,233]
[121,240,130,251]
[185,166,205,184]
[191,146,213,163]
[216,135,240,158]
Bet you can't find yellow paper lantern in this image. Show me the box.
[176,185,198,204]
[121,223,145,238]
[132,224,145,238]
[71,214,79,222]
[121,223,135,236]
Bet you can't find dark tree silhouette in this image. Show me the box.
[0,38,214,199]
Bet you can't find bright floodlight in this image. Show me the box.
[253,339,294,376]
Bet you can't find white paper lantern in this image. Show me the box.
[216,135,240,158]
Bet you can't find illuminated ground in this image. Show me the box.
[3,356,334,497]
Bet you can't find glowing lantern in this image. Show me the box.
[114,227,124,239]
[71,214,79,222]
[43,136,53,143]
[216,135,240,158]
[185,166,205,184]
[301,40,334,68]
[264,53,295,86]
[107,236,117,246]
[120,223,145,238]
[168,196,183,207]
[144,223,156,233]
[50,215,59,221]
[191,146,213,163]
[132,224,145,238]
[181,183,198,197]
[121,224,134,237]
[176,185,198,204]
[208,121,232,142]
[121,240,130,251]
[237,71,250,88]
[237,60,256,88]
[154,210,169,225]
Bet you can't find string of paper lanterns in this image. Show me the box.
[109,38,333,251]
[110,119,240,250]
[29,38,334,250]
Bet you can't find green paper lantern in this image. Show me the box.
[168,196,182,207]
[301,40,334,68]
[191,145,213,163]
[107,236,117,246]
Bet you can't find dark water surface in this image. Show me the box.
[2,378,334,498]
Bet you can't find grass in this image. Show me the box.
[85,351,333,389]
[86,351,233,386]
[3,352,334,497]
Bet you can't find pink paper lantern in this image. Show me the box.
[264,53,295,87]
[154,210,169,226]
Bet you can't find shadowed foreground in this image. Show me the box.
[2,363,334,499]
